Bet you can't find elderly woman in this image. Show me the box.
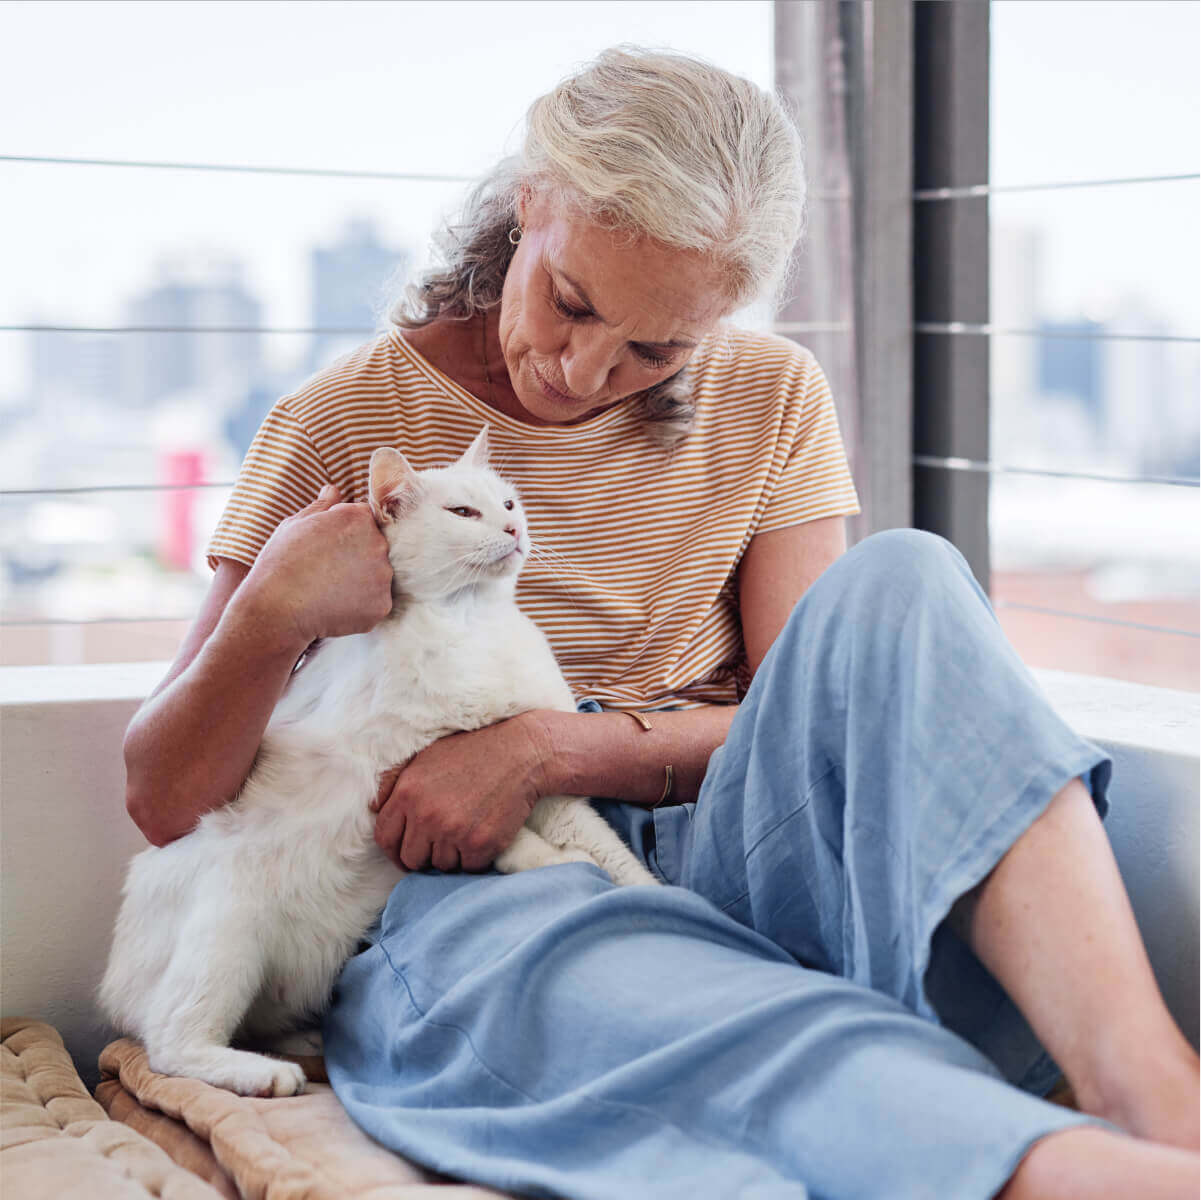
[124,48,1197,1200]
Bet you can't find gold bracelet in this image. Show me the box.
[617,710,674,809]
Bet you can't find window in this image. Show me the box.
[987,0,1198,690]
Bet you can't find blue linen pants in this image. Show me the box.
[324,530,1114,1200]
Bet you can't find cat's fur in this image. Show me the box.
[100,429,658,1098]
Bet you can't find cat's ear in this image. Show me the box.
[458,427,490,469]
[368,447,421,524]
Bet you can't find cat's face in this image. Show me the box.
[368,430,529,601]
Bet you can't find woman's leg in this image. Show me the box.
[1001,1127,1198,1200]
[324,863,1105,1200]
[644,530,1194,1146]
[952,777,1200,1149]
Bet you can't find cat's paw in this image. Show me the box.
[234,1057,307,1097]
[154,1047,308,1097]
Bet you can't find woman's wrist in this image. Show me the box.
[519,709,577,797]
[222,568,313,662]
[520,705,733,808]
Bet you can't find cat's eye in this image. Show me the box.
[446,505,481,519]
[503,499,514,511]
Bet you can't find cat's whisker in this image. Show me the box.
[526,540,592,596]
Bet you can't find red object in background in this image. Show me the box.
[160,450,205,570]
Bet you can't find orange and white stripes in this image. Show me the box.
[207,324,860,708]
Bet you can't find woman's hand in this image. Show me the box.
[371,713,554,873]
[235,485,395,649]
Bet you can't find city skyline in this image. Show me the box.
[1,0,1196,688]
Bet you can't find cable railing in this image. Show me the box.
[3,153,1198,659]
[0,153,476,184]
[914,322,1198,345]
[7,319,1195,343]
[911,456,1199,490]
[913,171,1199,200]
[990,602,1199,640]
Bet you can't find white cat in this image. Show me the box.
[100,429,659,1098]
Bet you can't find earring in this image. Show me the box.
[507,227,523,246]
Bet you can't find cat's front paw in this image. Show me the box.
[253,1061,307,1100]
[237,1056,308,1098]
[153,1047,309,1098]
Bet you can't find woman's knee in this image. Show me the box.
[843,528,969,587]
[783,528,975,631]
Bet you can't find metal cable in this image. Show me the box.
[2,482,234,496]
[0,324,376,335]
[6,321,1194,345]
[912,455,1200,489]
[0,153,473,183]
[993,600,1199,640]
[1,615,194,627]
[914,321,1198,345]
[914,172,1199,200]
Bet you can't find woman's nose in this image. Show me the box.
[561,330,618,398]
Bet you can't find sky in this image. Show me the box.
[0,0,775,389]
[1,0,1196,360]
[989,0,1199,330]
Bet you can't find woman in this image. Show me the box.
[124,47,1198,1199]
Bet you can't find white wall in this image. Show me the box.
[0,662,1196,1088]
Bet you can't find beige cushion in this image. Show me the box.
[1,1017,223,1199]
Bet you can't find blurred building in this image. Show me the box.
[28,327,124,416]
[122,256,263,409]
[308,218,407,372]
[989,223,1042,466]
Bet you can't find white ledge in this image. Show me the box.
[0,661,169,705]
[2,661,1197,754]
[1029,667,1198,759]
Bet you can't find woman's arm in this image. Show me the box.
[536,514,849,797]
[124,488,394,846]
[373,516,848,872]
[736,515,848,674]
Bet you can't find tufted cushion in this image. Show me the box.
[1,1017,223,1199]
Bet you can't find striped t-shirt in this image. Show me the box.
[207,323,860,709]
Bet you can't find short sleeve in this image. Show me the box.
[206,400,331,569]
[756,353,861,534]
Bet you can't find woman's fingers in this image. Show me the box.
[299,483,343,512]
[431,841,463,873]
[243,487,393,643]
[371,719,545,875]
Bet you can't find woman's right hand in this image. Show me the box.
[236,485,395,648]
[124,483,394,846]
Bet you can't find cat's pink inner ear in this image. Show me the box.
[459,427,490,468]
[368,447,420,523]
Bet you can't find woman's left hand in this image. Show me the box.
[371,713,553,873]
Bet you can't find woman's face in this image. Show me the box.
[496,191,734,425]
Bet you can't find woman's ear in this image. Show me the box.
[515,182,540,230]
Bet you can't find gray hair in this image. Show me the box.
[391,46,806,442]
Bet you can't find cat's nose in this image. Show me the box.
[504,524,519,539]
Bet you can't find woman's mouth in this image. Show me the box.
[531,362,591,407]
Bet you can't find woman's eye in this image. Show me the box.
[446,505,481,519]
[635,345,673,370]
[503,499,514,511]
[551,286,589,321]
